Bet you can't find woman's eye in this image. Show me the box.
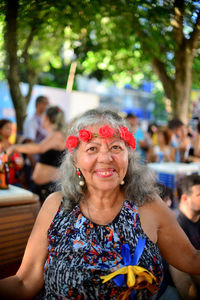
[87,146,97,152]
[112,145,121,150]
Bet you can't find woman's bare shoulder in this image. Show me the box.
[139,195,174,219]
[139,194,166,208]
[139,195,178,237]
[40,191,63,220]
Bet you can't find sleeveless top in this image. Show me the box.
[39,149,65,167]
[37,200,163,299]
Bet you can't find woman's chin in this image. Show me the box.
[91,180,121,192]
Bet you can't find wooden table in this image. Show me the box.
[0,185,40,278]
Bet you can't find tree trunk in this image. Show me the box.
[172,44,193,124]
[152,49,193,124]
[4,0,35,134]
[149,1,200,123]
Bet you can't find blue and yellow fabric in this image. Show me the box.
[101,237,156,299]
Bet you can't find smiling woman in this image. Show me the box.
[0,109,200,300]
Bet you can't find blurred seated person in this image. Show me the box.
[179,124,194,163]
[170,174,200,299]
[146,122,158,148]
[7,106,67,203]
[168,118,183,162]
[0,119,24,186]
[126,113,148,163]
[168,119,191,162]
[187,121,200,162]
[147,127,175,162]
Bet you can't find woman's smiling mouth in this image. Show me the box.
[95,168,115,178]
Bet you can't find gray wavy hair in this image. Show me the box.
[60,108,158,210]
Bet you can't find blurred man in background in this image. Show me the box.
[170,174,200,299]
[23,95,49,143]
[22,96,49,189]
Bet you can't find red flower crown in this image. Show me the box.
[65,125,136,153]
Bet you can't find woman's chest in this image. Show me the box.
[43,207,163,299]
[45,211,161,276]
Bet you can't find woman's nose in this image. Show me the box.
[97,149,113,162]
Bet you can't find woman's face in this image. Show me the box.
[0,122,12,139]
[75,125,129,193]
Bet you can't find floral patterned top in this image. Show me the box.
[36,200,163,299]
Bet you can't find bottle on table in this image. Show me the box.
[0,151,9,189]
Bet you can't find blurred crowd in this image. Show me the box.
[125,112,200,164]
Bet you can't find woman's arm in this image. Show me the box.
[7,131,65,156]
[140,197,200,274]
[155,198,200,274]
[0,192,62,300]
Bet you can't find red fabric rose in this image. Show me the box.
[119,127,130,140]
[119,127,136,150]
[65,135,79,152]
[79,129,92,142]
[99,125,115,138]
[128,134,136,149]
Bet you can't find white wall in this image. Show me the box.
[23,84,99,123]
[66,91,99,122]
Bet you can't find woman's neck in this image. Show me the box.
[86,188,123,209]
[80,189,124,225]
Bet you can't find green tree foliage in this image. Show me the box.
[66,0,200,123]
[1,0,200,129]
[1,0,98,132]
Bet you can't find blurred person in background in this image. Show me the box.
[187,121,200,162]
[168,119,190,162]
[146,122,158,148]
[0,119,24,186]
[170,174,200,299]
[22,96,49,188]
[179,124,194,163]
[168,118,183,162]
[23,95,49,143]
[147,127,175,163]
[126,113,148,163]
[7,106,67,203]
